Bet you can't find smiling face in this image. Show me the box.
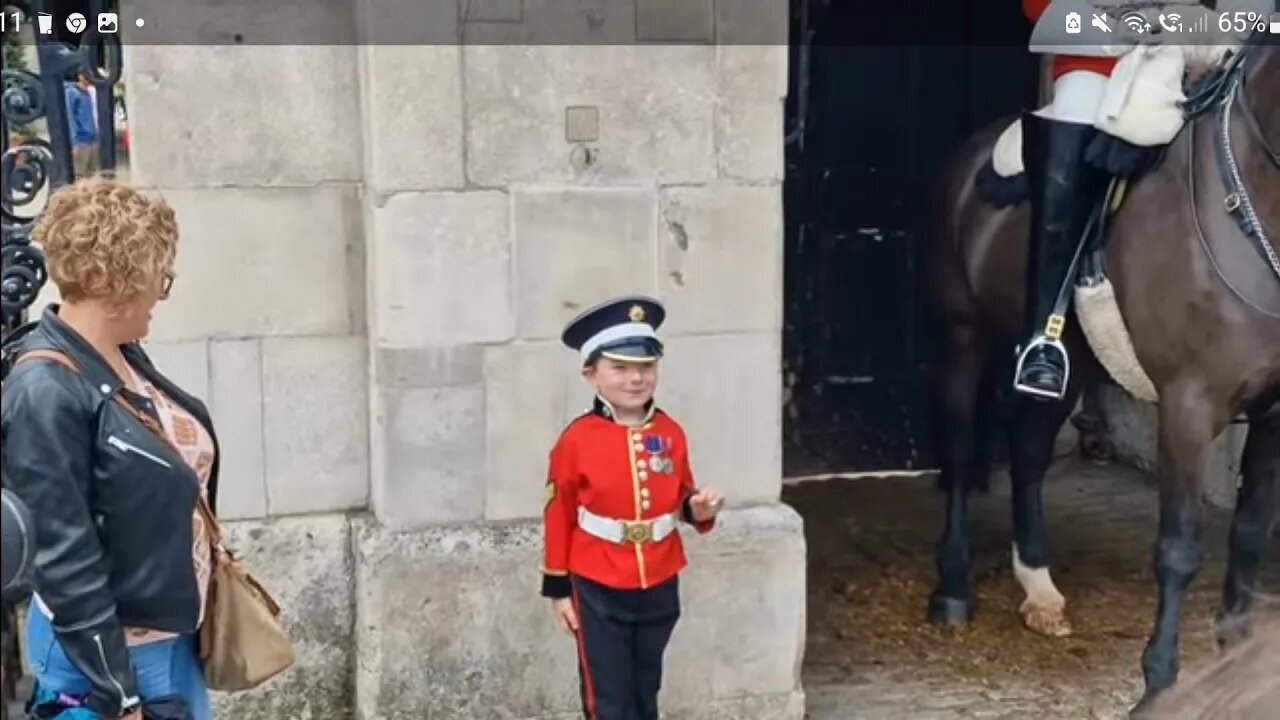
[583,356,659,415]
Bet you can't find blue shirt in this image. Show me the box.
[63,83,96,146]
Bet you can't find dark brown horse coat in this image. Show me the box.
[925,36,1279,714]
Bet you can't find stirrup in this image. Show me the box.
[1013,333,1071,401]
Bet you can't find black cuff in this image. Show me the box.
[681,496,696,524]
[541,573,572,598]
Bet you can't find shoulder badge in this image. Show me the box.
[545,481,556,506]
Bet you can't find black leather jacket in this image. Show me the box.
[1,306,220,717]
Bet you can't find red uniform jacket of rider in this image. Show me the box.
[541,405,715,595]
[1023,0,1120,78]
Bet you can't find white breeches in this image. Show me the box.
[1047,70,1108,124]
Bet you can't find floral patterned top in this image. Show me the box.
[121,362,216,646]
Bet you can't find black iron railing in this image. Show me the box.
[2,0,122,340]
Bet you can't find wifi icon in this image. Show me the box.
[1121,11,1150,33]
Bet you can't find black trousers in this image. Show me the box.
[570,574,680,720]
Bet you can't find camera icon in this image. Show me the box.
[98,12,118,33]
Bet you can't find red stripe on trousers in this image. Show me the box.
[571,586,598,720]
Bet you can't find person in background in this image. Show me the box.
[540,295,724,720]
[2,177,220,720]
[63,70,99,178]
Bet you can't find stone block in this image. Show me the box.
[358,45,465,191]
[658,186,782,335]
[123,45,359,188]
[512,188,658,340]
[138,339,209,404]
[464,46,716,186]
[369,385,486,528]
[369,191,513,348]
[637,0,715,42]
[715,0,789,45]
[714,44,787,182]
[482,341,590,520]
[1096,383,1246,509]
[372,345,485,390]
[209,339,267,520]
[462,0,524,23]
[210,514,353,720]
[716,44,789,103]
[352,503,805,719]
[262,336,369,515]
[353,0,461,44]
[146,187,362,341]
[462,0,637,44]
[657,334,782,504]
[716,97,785,182]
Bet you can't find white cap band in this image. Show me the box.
[581,322,658,361]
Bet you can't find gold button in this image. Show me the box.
[638,471,649,480]
[637,459,647,470]
[640,487,650,497]
[632,432,643,442]
[634,444,644,452]
[641,500,651,510]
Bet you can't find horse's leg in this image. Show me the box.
[1215,413,1280,649]
[928,323,990,625]
[1008,367,1085,638]
[1132,382,1226,714]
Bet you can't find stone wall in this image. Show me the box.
[102,1,803,717]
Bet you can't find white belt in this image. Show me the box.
[577,507,678,544]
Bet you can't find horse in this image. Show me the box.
[923,33,1279,715]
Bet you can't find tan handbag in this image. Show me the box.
[15,348,295,691]
[191,496,295,691]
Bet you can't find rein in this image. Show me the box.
[1185,33,1280,311]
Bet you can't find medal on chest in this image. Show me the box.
[643,434,673,475]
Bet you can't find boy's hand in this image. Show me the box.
[688,488,724,522]
[552,597,579,634]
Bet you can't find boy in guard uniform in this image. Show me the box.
[540,295,724,720]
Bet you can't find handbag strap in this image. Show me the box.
[13,348,224,548]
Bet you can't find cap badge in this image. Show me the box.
[629,304,646,322]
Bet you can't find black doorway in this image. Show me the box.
[782,1,1042,476]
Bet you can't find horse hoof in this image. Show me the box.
[1020,603,1073,637]
[928,593,974,627]
[1214,612,1253,650]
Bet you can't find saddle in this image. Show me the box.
[977,41,1237,207]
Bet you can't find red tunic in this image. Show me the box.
[1023,0,1119,78]
[541,405,715,594]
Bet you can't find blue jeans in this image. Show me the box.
[25,604,212,719]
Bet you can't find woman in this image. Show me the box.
[1,177,220,720]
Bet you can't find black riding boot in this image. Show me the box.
[1014,113,1109,401]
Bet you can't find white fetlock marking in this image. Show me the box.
[1012,543,1065,612]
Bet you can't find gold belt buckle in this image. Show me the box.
[622,520,652,543]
